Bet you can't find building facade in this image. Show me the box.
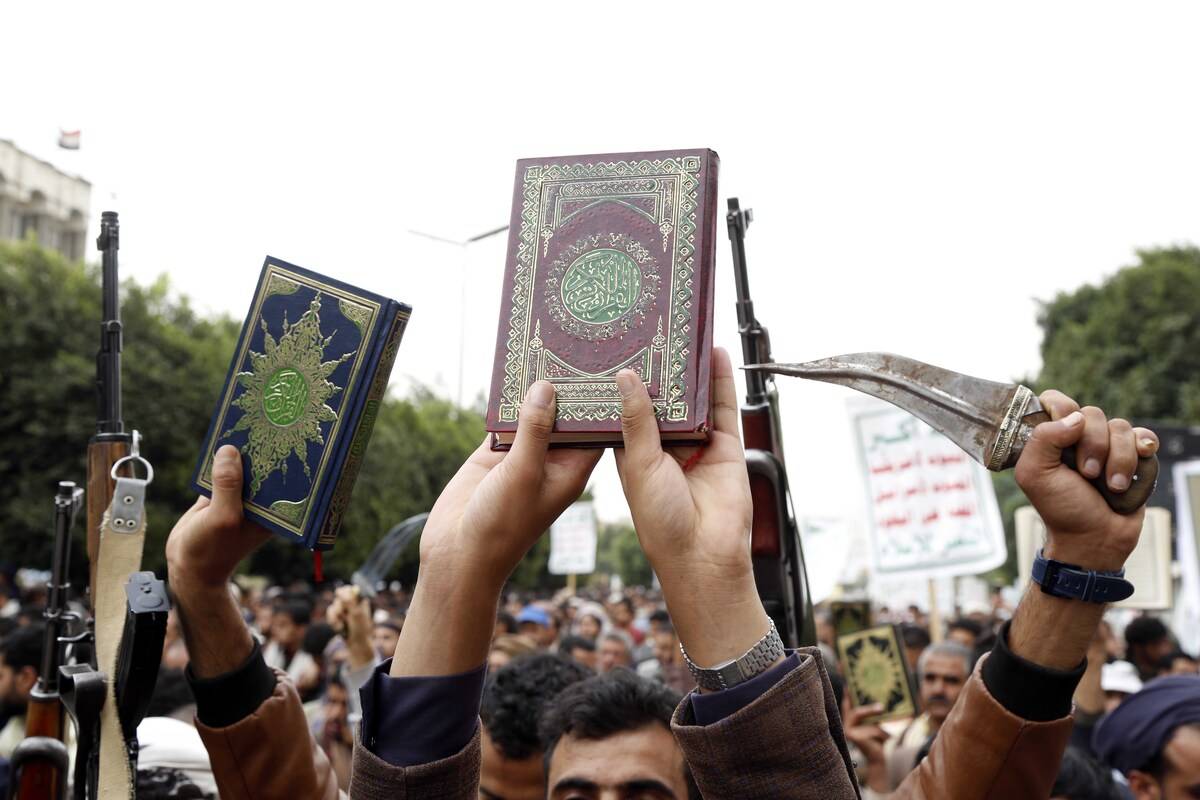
[0,139,91,261]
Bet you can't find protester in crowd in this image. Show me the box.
[1094,675,1200,799]
[479,653,591,800]
[573,603,608,642]
[309,664,355,790]
[1124,616,1174,683]
[596,630,634,673]
[489,634,539,671]
[370,615,403,661]
[0,622,43,758]
[1101,660,1143,712]
[263,599,316,684]
[558,634,597,670]
[945,618,983,650]
[516,605,559,649]
[607,596,644,647]
[538,669,696,797]
[164,352,1159,798]
[495,610,517,638]
[899,622,931,676]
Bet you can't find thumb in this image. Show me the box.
[505,381,556,480]
[1021,410,1084,473]
[616,370,662,470]
[208,445,246,528]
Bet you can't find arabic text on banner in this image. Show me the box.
[850,399,1007,579]
[548,501,597,576]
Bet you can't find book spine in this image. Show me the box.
[313,303,409,549]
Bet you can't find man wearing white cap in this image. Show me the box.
[1101,661,1143,713]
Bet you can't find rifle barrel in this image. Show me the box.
[96,210,124,438]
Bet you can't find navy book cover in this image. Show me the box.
[192,258,411,550]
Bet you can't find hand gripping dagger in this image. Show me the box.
[746,353,1159,514]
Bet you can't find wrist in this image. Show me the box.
[389,571,499,678]
[1043,535,1129,573]
[662,571,767,669]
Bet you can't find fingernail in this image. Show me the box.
[1140,438,1157,450]
[1061,411,1083,428]
[615,370,639,399]
[1083,458,1101,478]
[526,380,554,409]
[216,445,239,463]
[1109,473,1130,491]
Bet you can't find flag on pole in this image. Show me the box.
[58,129,81,150]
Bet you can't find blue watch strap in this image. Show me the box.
[1031,549,1134,604]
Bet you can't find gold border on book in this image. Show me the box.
[196,264,385,535]
[499,156,703,425]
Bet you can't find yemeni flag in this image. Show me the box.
[58,129,81,150]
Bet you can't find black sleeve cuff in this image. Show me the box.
[980,620,1085,722]
[187,641,278,728]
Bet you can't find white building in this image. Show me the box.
[0,139,91,261]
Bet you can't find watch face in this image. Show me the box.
[837,625,916,722]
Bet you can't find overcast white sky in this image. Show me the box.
[6,1,1199,534]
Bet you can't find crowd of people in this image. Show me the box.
[0,352,1197,798]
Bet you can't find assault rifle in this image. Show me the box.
[727,198,816,647]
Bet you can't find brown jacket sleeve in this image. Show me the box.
[891,655,1073,800]
[671,648,862,799]
[195,670,343,800]
[348,726,481,800]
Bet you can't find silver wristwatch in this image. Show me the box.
[680,618,786,691]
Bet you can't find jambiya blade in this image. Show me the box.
[746,352,1158,514]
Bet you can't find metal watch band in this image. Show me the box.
[1031,549,1134,604]
[680,618,786,692]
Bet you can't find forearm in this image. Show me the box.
[172,575,255,679]
[1007,587,1104,671]
[389,569,499,677]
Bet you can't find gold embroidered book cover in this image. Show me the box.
[191,258,411,550]
[837,624,918,722]
[487,149,720,448]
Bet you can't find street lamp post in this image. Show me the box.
[408,224,508,408]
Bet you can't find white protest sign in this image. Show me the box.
[549,501,597,576]
[1015,506,1173,610]
[1173,461,1200,654]
[850,399,1006,579]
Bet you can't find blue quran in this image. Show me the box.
[191,257,411,550]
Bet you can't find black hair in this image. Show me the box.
[900,623,931,650]
[615,597,634,613]
[481,653,591,760]
[275,599,311,627]
[538,669,699,799]
[1052,746,1123,799]
[302,622,336,656]
[0,623,45,673]
[496,611,518,635]
[946,618,983,638]
[559,635,596,654]
[1125,616,1169,648]
[649,609,671,626]
[1157,650,1198,672]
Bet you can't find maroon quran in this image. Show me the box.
[487,149,720,448]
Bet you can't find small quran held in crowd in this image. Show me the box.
[837,624,918,722]
[487,149,721,448]
[192,258,410,550]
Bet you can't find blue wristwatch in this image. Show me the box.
[1031,549,1134,604]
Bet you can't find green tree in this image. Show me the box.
[596,521,653,587]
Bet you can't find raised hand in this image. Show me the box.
[613,347,770,670]
[391,381,601,676]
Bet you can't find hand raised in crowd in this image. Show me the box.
[327,585,375,669]
[841,701,890,793]
[1015,390,1159,571]
[165,444,271,677]
[390,381,601,677]
[613,347,773,672]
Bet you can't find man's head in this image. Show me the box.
[610,597,634,628]
[539,669,698,799]
[480,653,591,800]
[917,641,970,728]
[900,623,931,676]
[372,616,403,660]
[597,632,633,673]
[945,618,983,650]
[652,626,682,668]
[516,606,559,649]
[1094,675,1200,800]
[271,600,310,654]
[0,623,43,715]
[1101,661,1144,713]
[648,609,672,637]
[576,612,604,641]
[560,635,597,670]
[1125,617,1173,670]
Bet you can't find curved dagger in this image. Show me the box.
[746,353,1158,515]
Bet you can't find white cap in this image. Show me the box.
[1101,660,1144,695]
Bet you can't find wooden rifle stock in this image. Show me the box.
[15,694,66,798]
[86,439,129,597]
